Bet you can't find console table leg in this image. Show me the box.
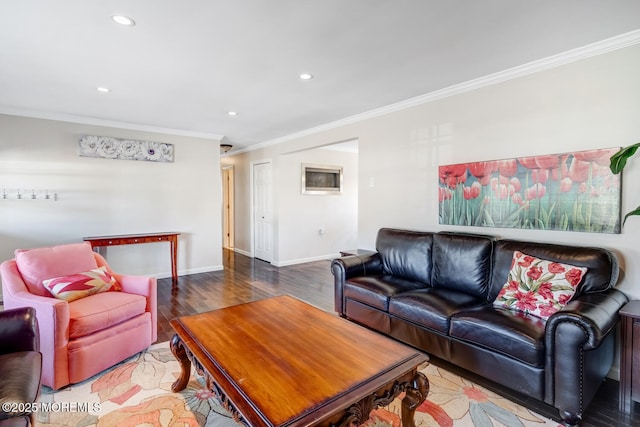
[170,334,191,392]
[170,236,178,284]
[401,371,429,427]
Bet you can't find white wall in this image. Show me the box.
[276,147,358,265]
[0,115,223,288]
[227,43,640,299]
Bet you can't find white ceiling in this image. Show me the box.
[1,1,639,153]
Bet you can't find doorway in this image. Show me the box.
[222,166,235,249]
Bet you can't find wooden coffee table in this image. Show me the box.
[170,295,429,427]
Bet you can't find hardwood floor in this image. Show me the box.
[157,249,639,427]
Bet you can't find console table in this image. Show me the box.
[620,300,640,413]
[83,232,180,283]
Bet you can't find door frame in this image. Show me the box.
[222,165,234,249]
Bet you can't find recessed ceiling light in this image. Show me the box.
[227,111,238,116]
[111,15,136,26]
[299,73,314,80]
[96,86,110,93]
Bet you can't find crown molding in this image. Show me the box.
[236,29,640,155]
[0,107,224,141]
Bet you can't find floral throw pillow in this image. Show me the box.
[493,251,587,319]
[43,266,120,302]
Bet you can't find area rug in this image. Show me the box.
[35,342,560,427]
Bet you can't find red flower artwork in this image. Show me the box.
[463,182,481,200]
[438,148,621,233]
[469,161,496,184]
[439,164,468,188]
[495,159,517,177]
[534,155,562,170]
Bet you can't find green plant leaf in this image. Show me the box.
[609,143,640,174]
[623,206,640,224]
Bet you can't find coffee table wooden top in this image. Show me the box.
[170,295,428,427]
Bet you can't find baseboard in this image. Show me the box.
[272,253,340,267]
[232,247,251,257]
[608,365,620,381]
[182,265,224,275]
[150,265,223,279]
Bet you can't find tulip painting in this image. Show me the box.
[438,148,621,233]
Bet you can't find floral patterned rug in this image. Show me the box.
[35,342,560,427]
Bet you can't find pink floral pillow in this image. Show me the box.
[42,266,120,302]
[493,251,587,319]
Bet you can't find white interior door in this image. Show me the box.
[253,161,273,262]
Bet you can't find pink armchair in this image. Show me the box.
[0,242,157,390]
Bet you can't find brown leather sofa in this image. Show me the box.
[331,228,628,426]
[0,307,42,427]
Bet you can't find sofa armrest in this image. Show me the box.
[545,289,628,350]
[331,253,383,315]
[0,307,39,354]
[544,288,628,421]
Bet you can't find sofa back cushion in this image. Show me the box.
[431,232,494,299]
[488,240,619,301]
[376,228,433,285]
[15,242,99,297]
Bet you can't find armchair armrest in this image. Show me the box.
[0,307,39,354]
[2,290,70,389]
[92,253,158,343]
[111,273,158,343]
[1,260,70,346]
[113,273,157,297]
[331,253,383,314]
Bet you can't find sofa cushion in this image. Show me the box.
[493,251,587,319]
[68,292,147,339]
[344,276,425,310]
[389,288,486,333]
[431,233,493,299]
[488,240,619,300]
[43,266,120,302]
[376,228,433,284]
[14,242,98,297]
[450,305,546,367]
[0,351,42,420]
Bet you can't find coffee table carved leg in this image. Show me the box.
[170,334,192,392]
[401,371,429,427]
[331,370,429,427]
